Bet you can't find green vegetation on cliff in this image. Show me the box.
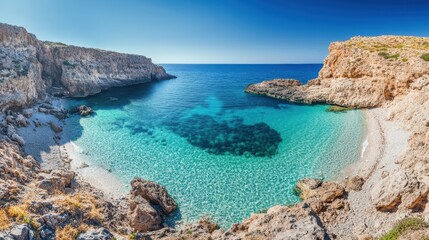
[380,217,427,240]
[421,53,429,61]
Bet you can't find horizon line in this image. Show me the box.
[157,63,324,65]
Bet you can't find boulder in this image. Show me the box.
[6,125,16,137]
[22,109,33,118]
[71,105,94,116]
[49,122,63,133]
[296,178,344,203]
[346,176,365,192]
[77,228,114,240]
[8,224,34,240]
[37,170,75,194]
[39,103,54,109]
[38,107,49,114]
[16,114,29,127]
[128,195,162,232]
[130,178,177,214]
[5,115,15,125]
[11,133,25,146]
[295,178,323,199]
[6,125,25,145]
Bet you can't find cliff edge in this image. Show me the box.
[246,36,429,108]
[0,23,174,110]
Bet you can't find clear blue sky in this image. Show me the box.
[1,0,428,63]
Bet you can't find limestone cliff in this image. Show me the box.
[246,36,429,108]
[246,36,429,215]
[0,23,174,110]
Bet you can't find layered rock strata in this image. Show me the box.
[0,23,174,110]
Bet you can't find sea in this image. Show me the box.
[62,64,364,227]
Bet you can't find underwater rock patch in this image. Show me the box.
[167,114,282,157]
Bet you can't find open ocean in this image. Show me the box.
[63,64,364,227]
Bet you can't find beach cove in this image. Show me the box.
[22,64,364,227]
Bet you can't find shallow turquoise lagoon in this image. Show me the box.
[63,64,364,227]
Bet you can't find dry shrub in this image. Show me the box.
[56,224,88,240]
[0,204,38,230]
[0,209,10,230]
[56,193,102,222]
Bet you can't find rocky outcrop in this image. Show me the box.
[77,228,114,240]
[130,178,177,214]
[128,178,177,232]
[37,170,76,194]
[224,203,330,240]
[0,23,175,110]
[246,36,429,108]
[295,178,349,225]
[70,105,93,116]
[0,140,39,204]
[0,224,34,240]
[136,218,222,240]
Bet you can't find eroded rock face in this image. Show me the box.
[130,178,177,214]
[128,178,177,232]
[0,23,175,110]
[128,195,163,232]
[245,36,429,108]
[37,170,76,194]
[0,140,39,204]
[295,179,349,225]
[224,204,330,240]
[136,218,222,240]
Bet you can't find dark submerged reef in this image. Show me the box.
[167,114,282,157]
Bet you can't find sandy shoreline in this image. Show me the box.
[332,108,411,237]
[337,108,386,181]
[18,107,128,200]
[64,141,129,198]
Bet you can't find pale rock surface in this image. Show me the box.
[224,203,330,240]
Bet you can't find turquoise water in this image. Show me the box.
[63,64,364,227]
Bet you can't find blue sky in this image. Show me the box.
[1,0,429,63]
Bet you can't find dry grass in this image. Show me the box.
[56,193,102,222]
[0,209,10,230]
[56,224,88,240]
[0,204,39,230]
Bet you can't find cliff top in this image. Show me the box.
[333,36,429,62]
[345,35,429,51]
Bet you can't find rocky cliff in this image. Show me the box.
[246,35,429,237]
[246,36,429,108]
[0,23,174,110]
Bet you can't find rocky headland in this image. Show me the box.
[1,22,429,240]
[0,23,174,110]
[245,36,429,239]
